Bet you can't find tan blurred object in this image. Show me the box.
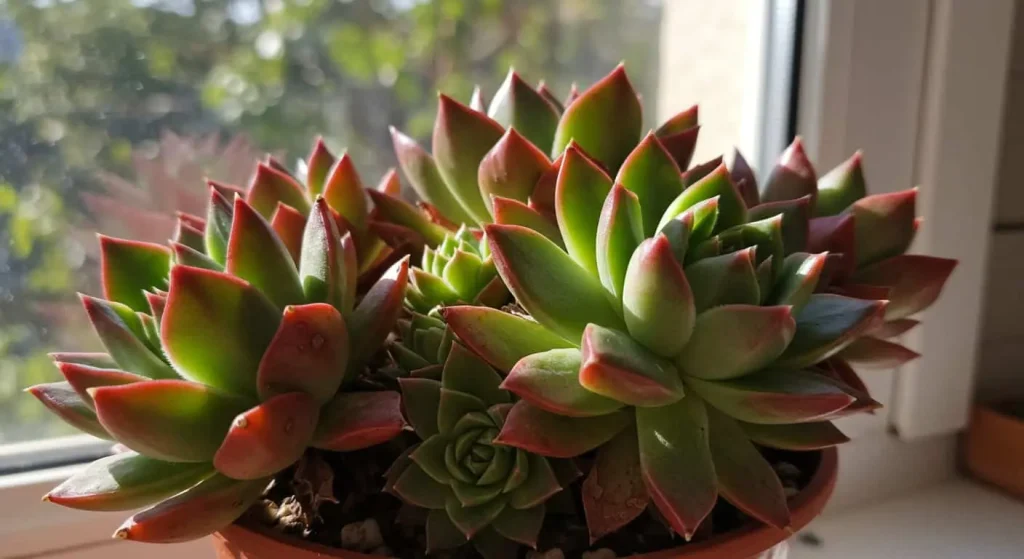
[965,404,1024,500]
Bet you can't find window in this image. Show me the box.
[0,0,791,465]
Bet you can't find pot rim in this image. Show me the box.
[213,447,838,559]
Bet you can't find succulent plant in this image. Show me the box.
[386,342,579,558]
[730,139,958,369]
[27,159,411,542]
[424,67,957,542]
[390,310,454,376]
[404,225,509,314]
[388,65,700,232]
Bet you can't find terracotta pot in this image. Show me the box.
[965,403,1024,499]
[213,448,837,559]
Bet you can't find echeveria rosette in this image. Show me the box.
[439,137,904,542]
[736,137,958,368]
[388,66,701,230]
[171,137,437,285]
[28,190,411,543]
[404,225,509,314]
[387,343,579,559]
[390,310,455,377]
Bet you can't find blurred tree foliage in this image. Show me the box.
[0,0,662,442]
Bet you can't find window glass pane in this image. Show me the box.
[0,0,775,452]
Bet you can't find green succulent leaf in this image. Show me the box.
[442,306,576,372]
[656,105,699,136]
[555,144,614,275]
[45,452,212,512]
[161,266,280,397]
[246,163,311,219]
[508,454,561,510]
[492,503,546,547]
[677,305,795,381]
[502,348,625,417]
[580,324,685,407]
[99,236,171,312]
[299,198,352,313]
[769,253,828,312]
[761,138,817,205]
[439,388,488,435]
[312,391,407,451]
[91,380,251,462]
[749,196,812,255]
[366,189,449,247]
[205,188,233,267]
[488,70,560,155]
[427,509,469,552]
[686,370,855,425]
[400,378,443,439]
[492,197,564,248]
[433,94,506,225]
[393,461,451,510]
[551,65,642,172]
[660,164,747,235]
[597,185,644,307]
[390,127,477,225]
[486,224,624,342]
[581,424,648,542]
[173,219,206,253]
[411,433,453,484]
[346,257,410,377]
[256,303,348,404]
[716,215,786,280]
[837,336,920,369]
[305,138,335,197]
[214,392,319,480]
[443,344,510,407]
[172,242,221,271]
[322,153,369,230]
[615,133,685,237]
[636,393,717,540]
[816,152,866,216]
[706,409,790,529]
[49,352,117,368]
[684,247,760,313]
[446,493,508,540]
[846,189,917,267]
[622,235,696,356]
[225,198,304,309]
[27,382,110,440]
[115,474,268,543]
[80,295,177,380]
[56,362,145,407]
[495,401,630,458]
[730,149,760,208]
[851,254,957,320]
[740,420,849,450]
[775,294,886,369]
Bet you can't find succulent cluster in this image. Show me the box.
[29,141,411,543]
[29,65,956,557]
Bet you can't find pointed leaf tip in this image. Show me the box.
[478,127,551,216]
[433,94,505,225]
[762,137,818,204]
[552,65,642,172]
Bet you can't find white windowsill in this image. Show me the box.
[792,477,1024,559]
